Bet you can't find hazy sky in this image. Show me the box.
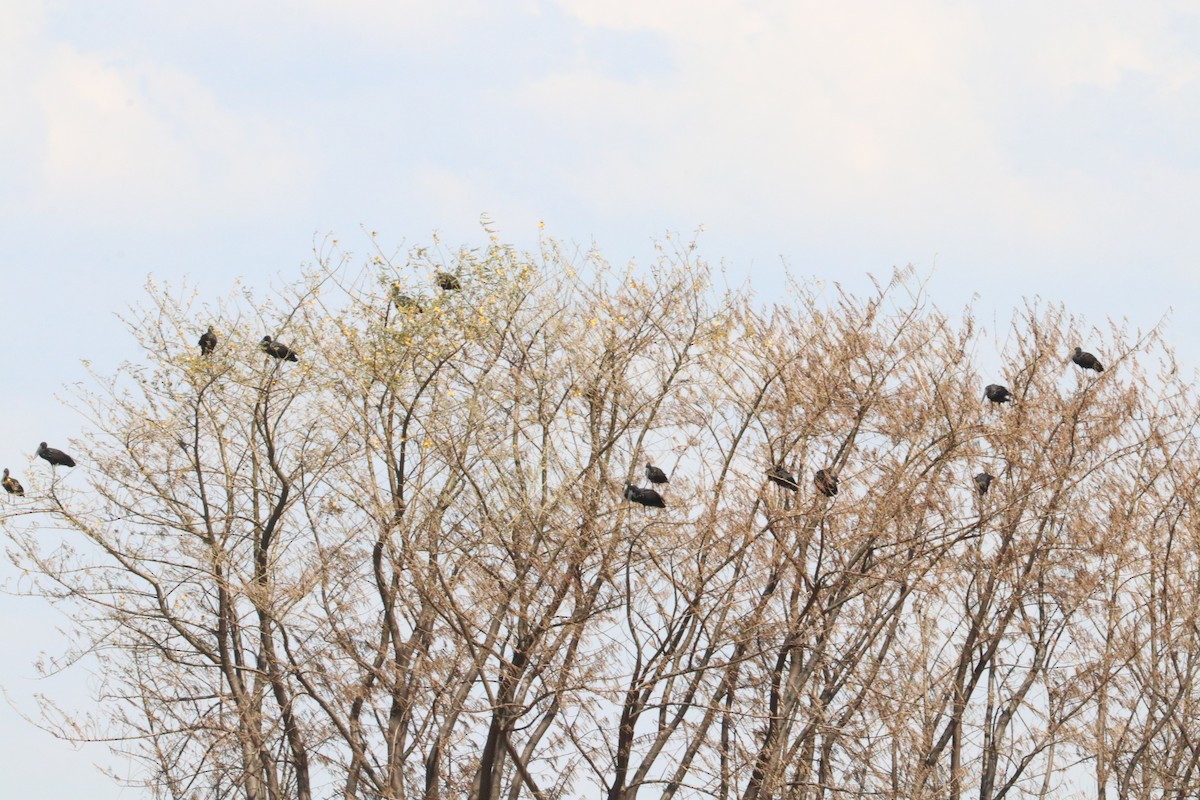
[3,2,1199,795]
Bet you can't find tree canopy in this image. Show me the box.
[4,234,1198,800]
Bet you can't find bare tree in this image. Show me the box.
[5,234,1199,800]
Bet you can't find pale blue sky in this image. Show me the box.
[2,2,1198,795]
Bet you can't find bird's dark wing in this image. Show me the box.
[646,465,668,483]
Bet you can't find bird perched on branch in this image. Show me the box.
[814,468,839,498]
[1072,347,1104,373]
[261,336,299,362]
[766,465,798,491]
[37,442,76,468]
[2,468,24,496]
[434,271,461,291]
[624,483,666,508]
[974,471,994,495]
[984,384,1012,404]
[645,463,669,485]
[391,283,423,312]
[199,326,217,356]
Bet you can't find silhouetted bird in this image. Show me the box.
[814,468,839,497]
[199,325,217,356]
[2,468,24,496]
[37,442,76,468]
[391,282,423,312]
[261,336,299,362]
[974,471,994,496]
[645,463,669,484]
[434,271,461,291]
[766,465,798,491]
[1072,347,1104,373]
[984,384,1012,404]
[624,483,666,508]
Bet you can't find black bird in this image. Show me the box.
[1072,347,1104,373]
[984,384,1012,404]
[37,442,76,468]
[766,465,798,491]
[814,468,839,498]
[434,271,461,292]
[645,463,669,485]
[260,336,299,362]
[2,468,24,496]
[974,471,994,496]
[199,325,217,356]
[624,483,666,508]
[391,283,423,312]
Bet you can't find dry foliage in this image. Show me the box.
[4,234,1198,800]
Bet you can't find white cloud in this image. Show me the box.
[532,4,1015,219]
[0,3,310,231]
[531,1,1200,274]
[293,0,504,44]
[30,49,308,227]
[406,164,545,242]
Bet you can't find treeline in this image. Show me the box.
[4,235,1198,800]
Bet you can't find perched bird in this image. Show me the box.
[624,483,666,508]
[645,463,669,485]
[391,282,423,312]
[199,325,218,356]
[1072,347,1104,373]
[974,471,994,496]
[260,336,299,362]
[434,271,461,292]
[983,384,1012,404]
[37,442,76,468]
[814,468,839,498]
[766,465,798,491]
[2,468,24,496]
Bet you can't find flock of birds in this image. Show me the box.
[190,272,465,364]
[2,443,76,497]
[0,265,1107,522]
[2,318,320,498]
[621,346,1106,510]
[622,454,843,510]
[1,272,468,499]
[197,326,300,363]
